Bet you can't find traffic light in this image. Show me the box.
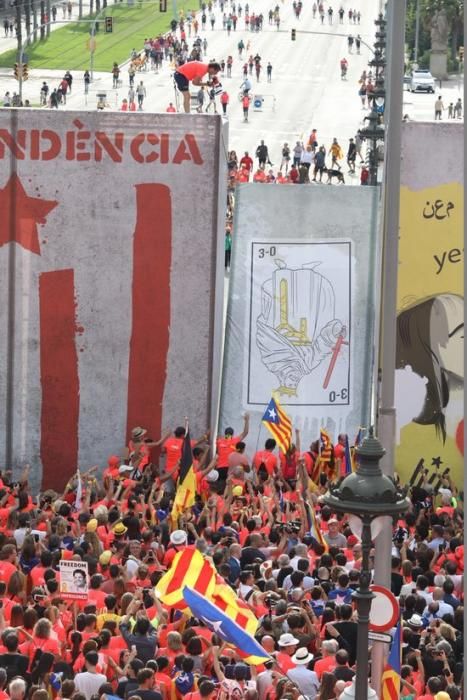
[22,63,29,80]
[459,46,464,62]
[159,0,167,11]
[291,28,296,40]
[14,62,19,79]
[105,16,113,33]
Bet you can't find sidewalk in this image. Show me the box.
[0,0,91,57]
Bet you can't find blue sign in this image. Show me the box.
[254,97,262,108]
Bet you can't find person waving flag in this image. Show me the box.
[262,395,292,453]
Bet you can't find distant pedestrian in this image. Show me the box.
[242,93,250,121]
[434,95,444,120]
[128,65,135,87]
[64,70,73,92]
[355,35,361,53]
[196,86,205,113]
[52,5,57,21]
[220,90,229,114]
[166,102,176,112]
[128,86,135,103]
[327,6,333,24]
[256,140,272,166]
[266,62,272,82]
[347,35,353,53]
[40,81,49,105]
[112,63,120,88]
[280,143,291,173]
[454,98,462,119]
[447,102,454,118]
[62,1,67,18]
[83,70,90,94]
[67,0,72,18]
[338,7,344,23]
[347,138,356,173]
[60,78,68,103]
[3,91,11,107]
[3,18,8,36]
[205,86,217,113]
[50,89,59,108]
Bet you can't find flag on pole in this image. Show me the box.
[171,430,197,525]
[304,500,328,552]
[344,435,353,476]
[182,586,270,665]
[319,428,333,464]
[74,470,83,511]
[381,621,401,700]
[155,549,216,611]
[262,396,292,453]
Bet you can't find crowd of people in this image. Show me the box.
[0,421,461,700]
[226,131,368,189]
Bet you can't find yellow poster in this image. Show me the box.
[395,181,463,488]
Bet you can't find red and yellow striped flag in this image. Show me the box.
[155,549,216,611]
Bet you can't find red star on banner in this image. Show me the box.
[0,174,58,255]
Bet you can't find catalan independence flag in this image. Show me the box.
[262,396,292,453]
[381,621,401,700]
[304,500,328,552]
[171,430,197,525]
[319,427,333,464]
[212,576,259,636]
[155,549,216,611]
[183,586,270,665]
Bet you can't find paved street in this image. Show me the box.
[0,0,463,170]
[1,0,382,177]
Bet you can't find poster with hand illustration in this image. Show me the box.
[247,241,351,407]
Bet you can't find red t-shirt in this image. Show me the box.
[176,61,209,81]
[239,156,253,171]
[0,560,17,583]
[253,450,277,476]
[216,436,240,467]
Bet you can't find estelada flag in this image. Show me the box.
[171,431,197,525]
[262,396,292,453]
[212,576,259,636]
[183,586,269,665]
[155,549,216,611]
[381,621,401,700]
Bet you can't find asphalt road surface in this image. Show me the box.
[0,0,463,173]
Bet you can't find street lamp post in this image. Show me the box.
[322,430,410,700]
[360,110,384,186]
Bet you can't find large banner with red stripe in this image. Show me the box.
[0,110,226,490]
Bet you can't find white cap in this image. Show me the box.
[170,529,188,546]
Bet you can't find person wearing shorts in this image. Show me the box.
[173,60,221,113]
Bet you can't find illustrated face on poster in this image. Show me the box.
[247,241,351,407]
[395,167,464,487]
[396,293,464,442]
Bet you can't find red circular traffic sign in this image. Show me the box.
[369,585,399,632]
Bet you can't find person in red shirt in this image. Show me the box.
[216,414,249,481]
[242,93,251,121]
[289,164,299,183]
[166,102,177,112]
[220,90,229,114]
[239,151,253,172]
[333,434,347,477]
[279,428,300,481]
[253,439,278,477]
[313,639,338,678]
[173,61,221,113]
